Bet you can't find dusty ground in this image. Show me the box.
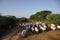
[1,30,60,40]
[18,30,60,40]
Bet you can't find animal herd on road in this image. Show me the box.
[19,22,60,37]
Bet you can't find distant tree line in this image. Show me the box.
[16,17,28,22]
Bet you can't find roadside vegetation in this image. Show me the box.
[0,14,28,36]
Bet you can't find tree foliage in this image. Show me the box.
[16,17,28,22]
[47,14,60,25]
[30,10,52,21]
[0,15,17,35]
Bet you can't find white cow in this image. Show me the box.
[22,23,26,27]
[57,25,60,29]
[39,26,46,31]
[21,29,27,37]
[39,23,47,31]
[41,23,47,28]
[31,25,35,31]
[34,27,39,33]
[50,24,56,30]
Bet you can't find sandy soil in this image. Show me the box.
[18,30,60,40]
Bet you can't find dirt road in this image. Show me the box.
[1,27,21,40]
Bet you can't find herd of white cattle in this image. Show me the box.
[20,22,60,37]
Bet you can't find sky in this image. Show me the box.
[0,0,60,18]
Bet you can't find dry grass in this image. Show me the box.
[18,30,60,40]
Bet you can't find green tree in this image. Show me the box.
[30,10,52,21]
[47,14,60,25]
[16,17,28,22]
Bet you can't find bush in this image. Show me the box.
[0,15,17,35]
